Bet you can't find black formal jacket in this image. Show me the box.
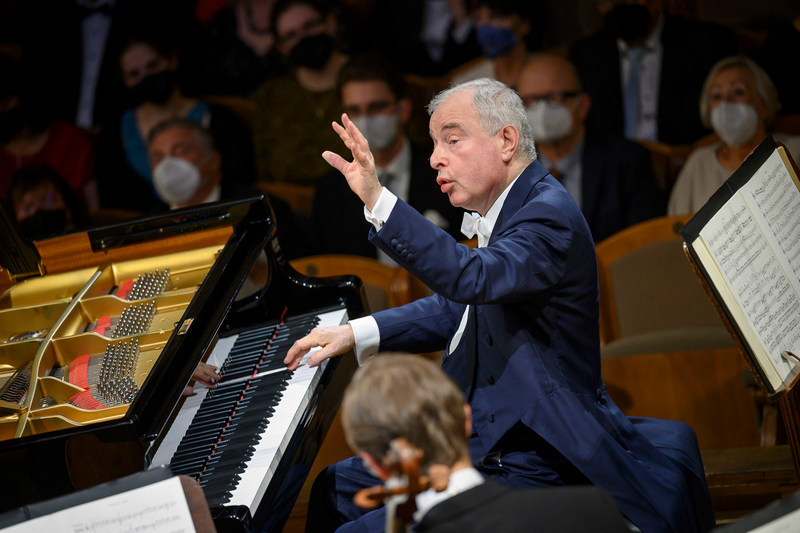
[569,15,737,145]
[417,482,631,533]
[579,134,666,242]
[311,143,464,258]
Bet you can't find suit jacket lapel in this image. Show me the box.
[491,160,548,244]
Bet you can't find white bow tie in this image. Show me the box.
[461,212,491,247]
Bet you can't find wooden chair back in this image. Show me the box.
[595,215,724,345]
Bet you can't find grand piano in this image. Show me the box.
[0,196,365,532]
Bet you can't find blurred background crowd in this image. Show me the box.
[1,0,799,256]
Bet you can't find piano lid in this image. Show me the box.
[0,196,279,510]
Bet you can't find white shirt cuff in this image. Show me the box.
[364,187,398,231]
[349,315,380,365]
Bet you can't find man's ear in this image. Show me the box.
[464,403,472,438]
[398,97,413,125]
[167,51,180,71]
[208,150,222,173]
[360,451,390,481]
[498,125,519,163]
[323,12,338,36]
[576,93,592,122]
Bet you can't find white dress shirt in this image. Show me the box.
[617,15,663,142]
[413,466,485,522]
[77,0,115,128]
[349,175,519,363]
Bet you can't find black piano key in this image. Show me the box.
[167,320,306,506]
[172,396,282,467]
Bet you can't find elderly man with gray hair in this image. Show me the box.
[287,78,713,532]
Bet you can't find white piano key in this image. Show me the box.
[227,308,347,509]
[148,307,348,514]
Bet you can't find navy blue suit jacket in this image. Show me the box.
[580,134,666,242]
[368,160,713,532]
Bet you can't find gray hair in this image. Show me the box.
[699,56,780,128]
[147,117,215,154]
[427,77,537,162]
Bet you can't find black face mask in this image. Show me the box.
[127,70,177,106]
[604,4,653,44]
[18,209,68,240]
[0,107,26,143]
[289,34,334,70]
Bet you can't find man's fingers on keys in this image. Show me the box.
[284,337,314,369]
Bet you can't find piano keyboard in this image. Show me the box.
[149,306,348,512]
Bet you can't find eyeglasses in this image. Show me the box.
[521,91,581,108]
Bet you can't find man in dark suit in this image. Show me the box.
[569,0,737,145]
[358,0,481,78]
[20,0,199,130]
[340,354,631,533]
[311,53,463,261]
[286,78,713,532]
[518,52,664,242]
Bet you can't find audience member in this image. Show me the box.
[449,0,536,89]
[0,54,98,211]
[361,0,482,78]
[20,0,198,130]
[570,0,737,145]
[147,117,307,258]
[311,53,464,261]
[192,0,290,97]
[668,56,800,215]
[338,354,631,533]
[6,164,90,240]
[95,33,256,212]
[517,52,664,242]
[252,0,349,185]
[286,78,713,532]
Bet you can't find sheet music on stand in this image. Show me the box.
[0,468,197,533]
[680,135,800,398]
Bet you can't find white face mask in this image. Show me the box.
[352,114,399,151]
[152,156,202,206]
[710,102,759,148]
[526,101,574,143]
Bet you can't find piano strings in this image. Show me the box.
[112,267,173,300]
[84,301,157,338]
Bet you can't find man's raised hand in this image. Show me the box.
[322,113,383,211]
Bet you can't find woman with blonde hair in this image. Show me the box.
[668,55,800,215]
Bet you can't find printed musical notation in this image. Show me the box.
[698,149,800,388]
[0,477,195,533]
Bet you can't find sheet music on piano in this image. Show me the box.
[0,477,195,533]
[150,307,350,522]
